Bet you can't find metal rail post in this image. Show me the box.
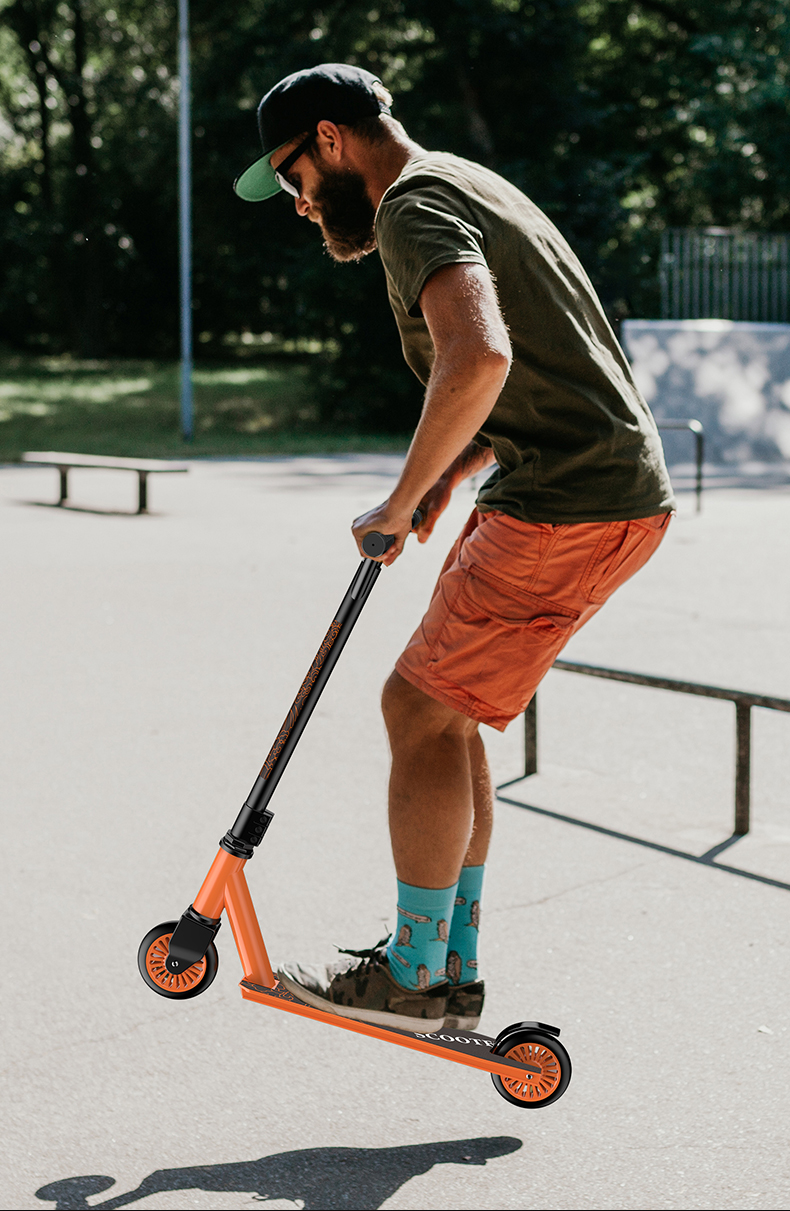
[524,695,537,777]
[657,419,704,512]
[734,702,751,835]
[691,421,704,512]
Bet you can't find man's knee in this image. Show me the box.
[382,670,477,744]
[382,670,420,730]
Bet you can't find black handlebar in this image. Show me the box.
[362,509,423,558]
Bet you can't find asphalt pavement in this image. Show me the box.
[2,456,789,1211]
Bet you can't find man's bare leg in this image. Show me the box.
[276,671,490,1020]
[382,670,493,888]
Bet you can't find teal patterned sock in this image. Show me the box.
[446,864,485,987]
[386,879,458,991]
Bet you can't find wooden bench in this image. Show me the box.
[21,451,189,514]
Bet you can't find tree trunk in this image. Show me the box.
[456,62,495,165]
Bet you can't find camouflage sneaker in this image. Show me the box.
[276,940,448,1032]
[443,980,485,1030]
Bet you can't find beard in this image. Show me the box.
[312,165,378,263]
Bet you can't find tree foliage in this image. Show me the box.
[1,0,788,427]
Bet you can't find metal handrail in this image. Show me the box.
[657,419,704,512]
[502,659,790,836]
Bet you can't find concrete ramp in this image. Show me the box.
[623,318,790,465]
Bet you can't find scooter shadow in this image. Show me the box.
[35,1136,522,1210]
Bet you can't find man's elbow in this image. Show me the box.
[436,333,512,394]
[490,345,513,380]
[470,343,512,390]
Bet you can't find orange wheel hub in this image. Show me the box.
[500,1040,562,1103]
[145,932,207,995]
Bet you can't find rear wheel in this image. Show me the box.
[491,1029,571,1107]
[137,921,218,1000]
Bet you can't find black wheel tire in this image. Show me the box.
[491,1029,572,1108]
[137,920,218,1000]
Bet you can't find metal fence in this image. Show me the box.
[660,228,790,322]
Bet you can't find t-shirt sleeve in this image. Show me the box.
[376,182,488,317]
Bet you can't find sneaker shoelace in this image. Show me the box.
[335,936,391,975]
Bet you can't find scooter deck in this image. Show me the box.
[240,979,541,1079]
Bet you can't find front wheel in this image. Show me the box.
[137,921,218,1000]
[491,1029,572,1107]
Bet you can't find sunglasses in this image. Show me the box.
[273,132,317,198]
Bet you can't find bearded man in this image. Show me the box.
[235,64,675,1032]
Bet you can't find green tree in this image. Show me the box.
[185,0,591,427]
[574,0,790,315]
[1,0,788,427]
[1,0,179,355]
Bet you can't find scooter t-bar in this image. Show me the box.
[222,511,422,860]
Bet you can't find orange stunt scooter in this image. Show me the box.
[138,520,572,1108]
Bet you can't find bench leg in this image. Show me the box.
[137,470,148,514]
[58,467,69,505]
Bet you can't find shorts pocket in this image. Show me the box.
[462,569,580,635]
[579,515,670,605]
[420,566,467,664]
[426,569,580,718]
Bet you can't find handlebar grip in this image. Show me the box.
[362,509,423,558]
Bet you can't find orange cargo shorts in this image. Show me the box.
[395,508,672,731]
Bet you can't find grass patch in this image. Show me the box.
[0,355,411,459]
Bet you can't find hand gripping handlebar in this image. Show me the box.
[361,509,423,558]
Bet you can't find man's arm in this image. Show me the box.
[413,439,496,543]
[352,261,510,562]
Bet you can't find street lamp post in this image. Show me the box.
[178,0,193,441]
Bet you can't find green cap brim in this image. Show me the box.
[233,144,288,201]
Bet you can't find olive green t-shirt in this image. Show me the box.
[375,153,675,523]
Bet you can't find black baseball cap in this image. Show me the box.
[234,63,392,202]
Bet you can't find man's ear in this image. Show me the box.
[315,119,344,163]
